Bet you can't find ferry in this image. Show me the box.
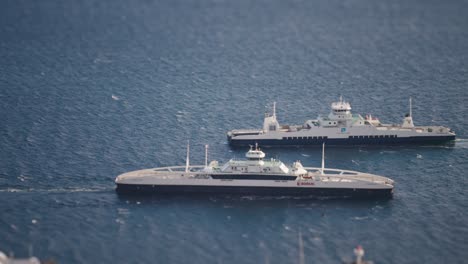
[115,144,394,199]
[227,98,455,147]
[0,251,40,264]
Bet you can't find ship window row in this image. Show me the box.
[231,167,270,171]
[283,136,328,140]
[349,135,397,139]
[211,174,297,181]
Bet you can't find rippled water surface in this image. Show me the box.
[1,0,467,263]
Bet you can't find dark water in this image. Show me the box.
[1,0,467,263]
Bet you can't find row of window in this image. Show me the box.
[349,135,397,139]
[283,136,328,140]
[231,167,271,172]
[281,135,397,140]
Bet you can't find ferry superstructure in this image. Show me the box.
[115,144,394,199]
[227,98,455,147]
[0,251,40,264]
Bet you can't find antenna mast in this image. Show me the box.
[204,144,208,167]
[273,101,276,118]
[185,141,190,172]
[321,143,325,175]
[409,97,412,117]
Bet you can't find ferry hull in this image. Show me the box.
[116,184,393,199]
[228,135,455,147]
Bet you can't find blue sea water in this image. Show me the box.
[1,0,468,263]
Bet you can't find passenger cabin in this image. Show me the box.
[220,144,290,174]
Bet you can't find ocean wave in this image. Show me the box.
[352,216,370,221]
[0,187,113,193]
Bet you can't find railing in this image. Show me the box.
[118,165,211,180]
[302,167,394,185]
[119,165,393,186]
[376,125,451,134]
[229,129,263,135]
[152,165,206,172]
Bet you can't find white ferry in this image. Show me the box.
[227,98,455,147]
[115,144,394,199]
[0,251,40,264]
